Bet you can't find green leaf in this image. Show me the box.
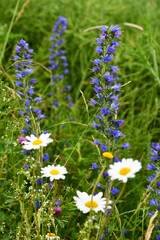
[55,218,65,228]
[0,211,6,221]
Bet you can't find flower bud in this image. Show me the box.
[53,206,62,216]
[102,152,113,159]
[18,136,27,144]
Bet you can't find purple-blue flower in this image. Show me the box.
[43,153,49,161]
[96,46,102,54]
[97,38,103,44]
[93,59,101,65]
[148,174,156,182]
[111,187,120,195]
[147,163,156,170]
[100,144,107,152]
[107,46,115,54]
[35,97,42,102]
[101,25,107,32]
[103,55,113,62]
[35,201,40,208]
[110,66,118,72]
[93,121,100,129]
[91,99,98,105]
[55,200,60,206]
[92,77,99,84]
[122,143,130,149]
[94,85,102,93]
[150,199,158,206]
[103,172,109,177]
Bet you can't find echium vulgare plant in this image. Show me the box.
[49,16,68,86]
[73,25,142,240]
[147,142,160,239]
[49,16,74,122]
[13,39,46,136]
[91,24,129,155]
[12,39,67,240]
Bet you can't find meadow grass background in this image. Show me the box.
[0,0,160,239]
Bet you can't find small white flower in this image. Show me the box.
[46,233,60,239]
[73,191,112,214]
[22,133,53,150]
[108,158,142,183]
[41,164,67,181]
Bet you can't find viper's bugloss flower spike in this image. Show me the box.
[13,39,52,178]
[49,16,68,85]
[147,142,160,240]
[49,16,74,120]
[90,25,129,156]
[13,39,47,139]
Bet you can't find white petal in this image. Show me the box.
[22,145,32,150]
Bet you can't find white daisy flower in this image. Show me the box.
[22,133,53,150]
[41,164,67,181]
[108,158,142,183]
[73,191,112,214]
[46,233,60,239]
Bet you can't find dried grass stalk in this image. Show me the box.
[145,210,158,240]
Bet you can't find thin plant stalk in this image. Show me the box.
[43,181,58,239]
[87,159,107,240]
[98,183,126,239]
[0,0,21,65]
[127,169,160,228]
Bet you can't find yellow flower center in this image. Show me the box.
[50,169,60,175]
[119,167,131,175]
[102,152,113,159]
[47,233,56,237]
[85,200,98,209]
[32,139,43,145]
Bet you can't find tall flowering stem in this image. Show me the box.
[91,25,129,154]
[99,183,126,238]
[13,39,46,137]
[49,16,68,86]
[87,159,107,239]
[48,16,74,145]
[49,16,74,116]
[87,25,131,239]
[12,39,54,239]
[126,143,160,234]
[147,143,160,239]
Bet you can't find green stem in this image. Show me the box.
[32,159,41,239]
[104,180,113,211]
[98,182,126,239]
[44,181,58,239]
[64,108,100,166]
[127,169,160,227]
[87,159,107,240]
[0,0,21,65]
